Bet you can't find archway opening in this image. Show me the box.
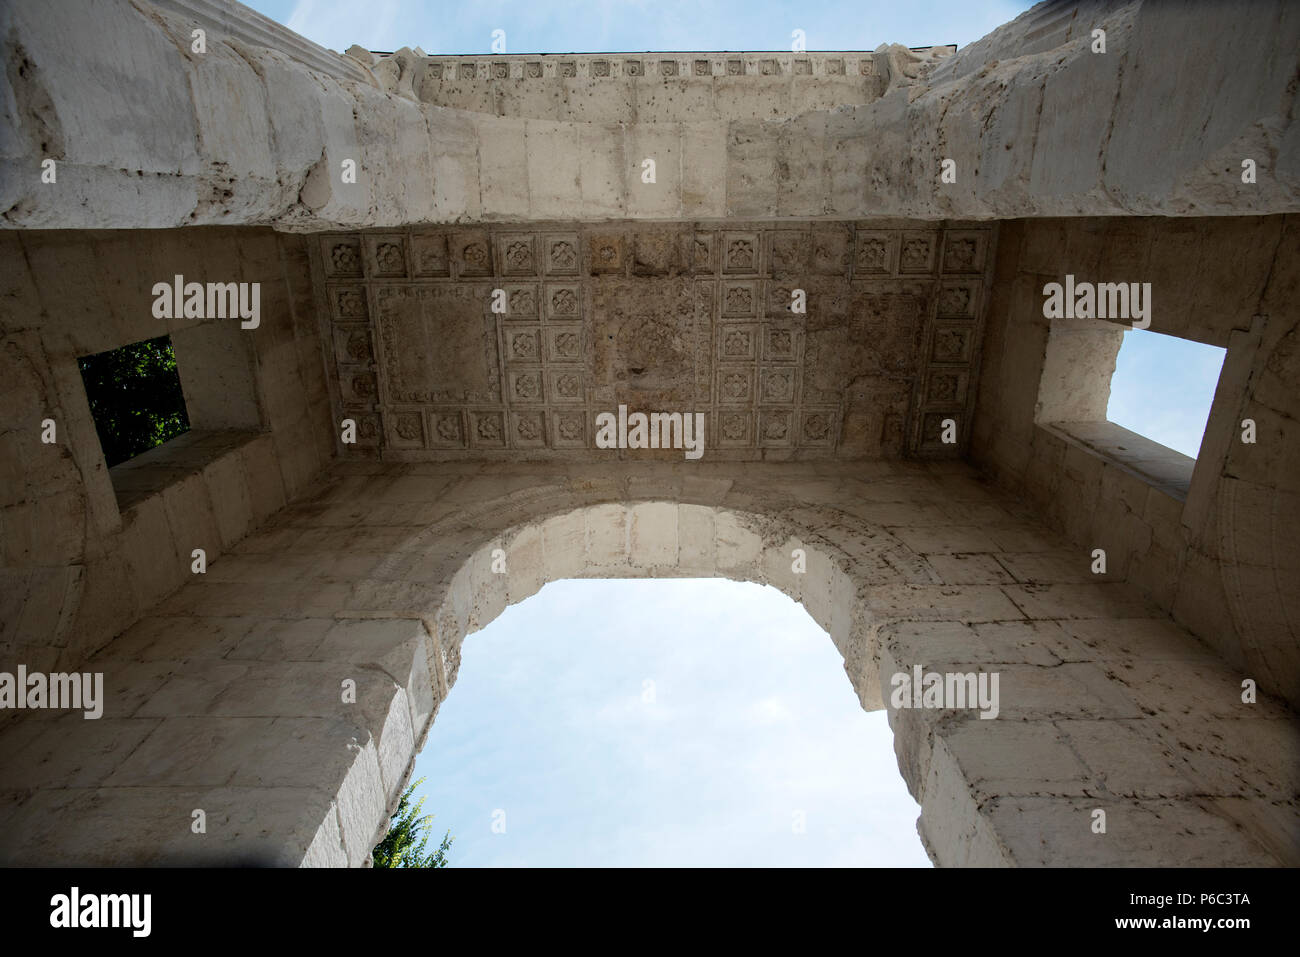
[405,578,929,866]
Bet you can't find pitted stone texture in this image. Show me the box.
[973,215,1300,712]
[1,459,1293,869]
[4,2,1297,229]
[388,51,931,121]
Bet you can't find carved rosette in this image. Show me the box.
[316,223,991,458]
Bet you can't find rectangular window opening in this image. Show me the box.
[1105,327,1227,460]
[77,334,191,469]
[1038,320,1229,501]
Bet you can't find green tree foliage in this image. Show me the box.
[77,335,189,467]
[372,777,453,868]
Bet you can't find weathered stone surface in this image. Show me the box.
[0,0,1297,873]
[311,222,992,461]
[3,458,1294,868]
[3,1,1297,229]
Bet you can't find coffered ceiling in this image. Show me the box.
[309,221,995,461]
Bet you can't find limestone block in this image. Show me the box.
[201,447,255,550]
[1124,537,1180,610]
[301,797,350,867]
[712,76,789,122]
[61,554,139,667]
[891,525,1000,555]
[1055,616,1217,664]
[1002,581,1161,621]
[239,434,287,523]
[135,660,251,717]
[845,501,949,527]
[493,75,565,121]
[1057,718,1199,798]
[985,521,1064,554]
[776,113,829,217]
[0,713,160,790]
[505,524,545,605]
[714,510,763,574]
[466,539,508,629]
[676,504,716,575]
[541,510,586,581]
[985,795,1277,867]
[680,123,726,217]
[1152,714,1300,802]
[971,620,1083,665]
[0,785,346,866]
[883,619,983,669]
[841,615,883,712]
[298,77,366,221]
[726,121,780,218]
[881,689,938,802]
[1026,23,1122,206]
[635,78,712,124]
[327,732,389,867]
[986,662,1143,720]
[624,124,681,218]
[796,545,834,635]
[585,503,629,566]
[120,494,185,611]
[994,550,1098,584]
[917,735,1013,867]
[869,583,1026,623]
[563,75,634,123]
[938,721,1093,799]
[1207,796,1300,867]
[429,108,483,222]
[525,120,584,219]
[183,39,277,182]
[1110,659,1270,721]
[359,684,416,804]
[355,88,439,226]
[927,553,1015,585]
[273,413,326,502]
[477,117,530,218]
[160,471,223,570]
[629,502,677,567]
[6,565,78,647]
[759,535,802,603]
[3,0,202,180]
[578,122,627,218]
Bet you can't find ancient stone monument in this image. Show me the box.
[0,0,1297,867]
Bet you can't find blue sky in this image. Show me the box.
[243,0,1025,55]
[1107,330,1226,458]
[412,578,930,867]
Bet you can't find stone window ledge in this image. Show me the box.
[1040,420,1194,502]
[110,429,263,512]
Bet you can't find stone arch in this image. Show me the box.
[1,465,1292,867]
[0,473,943,866]
[325,488,921,866]
[406,499,891,711]
[378,499,895,854]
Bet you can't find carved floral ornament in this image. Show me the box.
[405,53,897,84]
[517,415,541,440]
[322,225,990,455]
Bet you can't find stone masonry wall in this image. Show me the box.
[0,460,1293,866]
[0,227,333,679]
[971,215,1300,710]
[3,0,1297,230]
